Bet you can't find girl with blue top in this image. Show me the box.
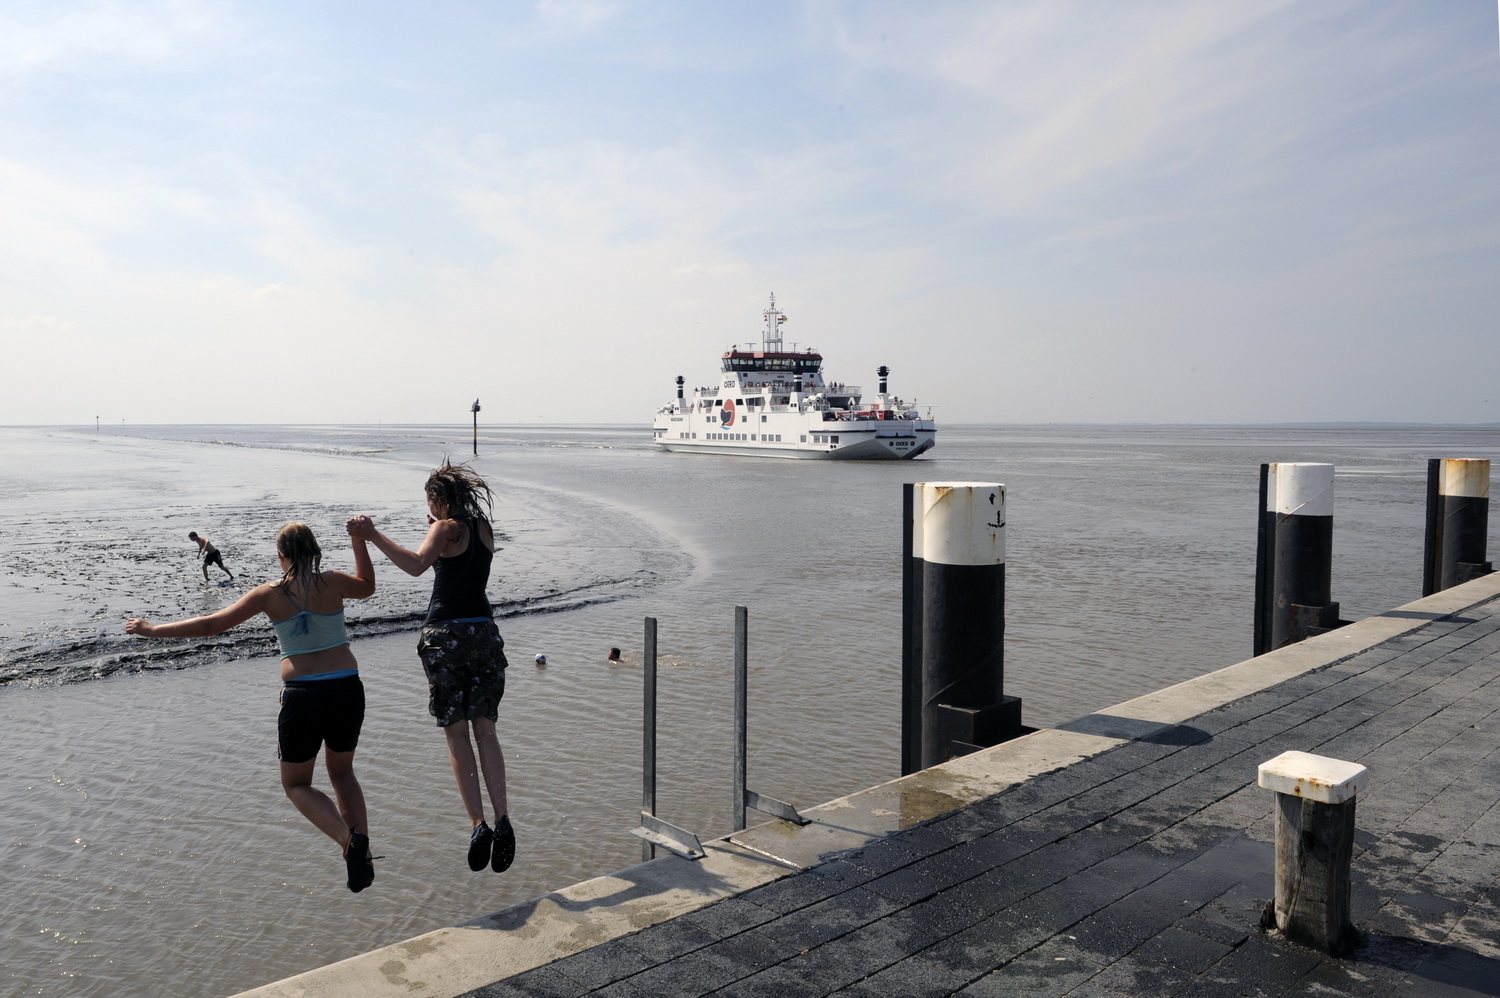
[348,462,513,875]
[125,521,378,893]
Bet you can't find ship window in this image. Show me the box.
[800,435,807,443]
[831,436,839,444]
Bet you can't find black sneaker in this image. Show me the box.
[492,814,515,873]
[344,831,374,893]
[468,821,493,871]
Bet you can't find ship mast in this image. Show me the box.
[761,293,785,352]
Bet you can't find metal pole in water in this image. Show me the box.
[642,616,657,862]
[470,399,481,456]
[917,482,1019,768]
[1423,459,1492,596]
[1254,463,1340,655]
[733,605,748,834]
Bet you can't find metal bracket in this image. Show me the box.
[630,812,705,860]
[745,789,810,826]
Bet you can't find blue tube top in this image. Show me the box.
[272,608,349,658]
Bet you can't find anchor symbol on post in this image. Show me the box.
[987,489,1005,530]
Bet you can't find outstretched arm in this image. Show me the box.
[337,528,377,599]
[346,515,452,578]
[126,586,272,639]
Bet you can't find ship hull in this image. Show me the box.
[658,434,934,460]
[654,416,935,460]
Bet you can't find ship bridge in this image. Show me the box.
[720,352,822,374]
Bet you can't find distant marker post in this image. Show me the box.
[470,398,481,456]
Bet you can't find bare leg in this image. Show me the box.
[280,756,353,845]
[443,721,486,827]
[471,717,509,818]
[323,749,367,836]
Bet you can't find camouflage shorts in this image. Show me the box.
[416,619,508,728]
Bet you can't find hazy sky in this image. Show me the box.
[2,1,1498,426]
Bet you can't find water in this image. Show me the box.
[1,422,1496,996]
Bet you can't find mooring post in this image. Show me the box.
[1423,458,1492,596]
[642,616,657,862]
[916,481,1020,768]
[470,399,481,456]
[901,483,923,776]
[1254,463,1342,656]
[1257,751,1367,955]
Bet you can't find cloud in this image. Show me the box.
[0,0,234,74]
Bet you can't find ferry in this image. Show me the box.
[653,295,936,460]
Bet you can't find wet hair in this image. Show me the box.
[274,522,323,589]
[188,531,199,541]
[425,460,495,523]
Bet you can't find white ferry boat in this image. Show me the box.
[653,295,936,460]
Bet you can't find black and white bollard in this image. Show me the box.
[1254,463,1342,656]
[1257,751,1367,955]
[903,482,1021,770]
[1423,458,1492,596]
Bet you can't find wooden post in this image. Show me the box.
[1257,750,1367,954]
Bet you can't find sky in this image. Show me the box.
[1,0,1498,426]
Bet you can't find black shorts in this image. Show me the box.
[277,674,365,764]
[204,550,224,568]
[417,619,508,727]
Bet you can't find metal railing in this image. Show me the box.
[631,607,807,863]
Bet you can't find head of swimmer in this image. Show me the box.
[275,522,323,587]
[424,461,494,523]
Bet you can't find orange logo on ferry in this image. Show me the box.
[721,399,736,427]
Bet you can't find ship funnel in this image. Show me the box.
[676,375,685,403]
[877,365,890,394]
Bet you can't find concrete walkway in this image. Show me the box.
[244,573,1500,998]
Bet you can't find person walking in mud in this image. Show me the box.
[347,461,514,876]
[128,521,378,893]
[189,531,234,581]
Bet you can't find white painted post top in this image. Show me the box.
[915,482,1005,566]
[1266,463,1335,517]
[1257,750,1367,804]
[1439,458,1491,499]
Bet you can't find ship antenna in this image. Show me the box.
[762,292,784,352]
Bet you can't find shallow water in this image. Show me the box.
[1,422,1497,996]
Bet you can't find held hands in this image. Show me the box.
[346,515,376,540]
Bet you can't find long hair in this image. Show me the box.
[275,522,323,589]
[425,461,495,523]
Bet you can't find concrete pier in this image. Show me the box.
[238,571,1500,998]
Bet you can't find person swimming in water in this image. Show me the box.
[189,531,234,581]
[128,521,377,893]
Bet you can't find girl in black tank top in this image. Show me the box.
[347,462,515,874]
